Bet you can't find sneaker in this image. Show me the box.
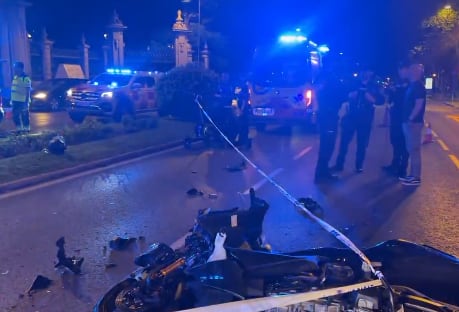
[399,176,415,182]
[402,178,421,186]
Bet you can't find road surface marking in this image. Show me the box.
[449,154,459,169]
[0,145,185,200]
[437,139,450,151]
[431,130,439,138]
[293,146,313,160]
[242,168,284,195]
[447,114,459,123]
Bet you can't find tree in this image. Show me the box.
[413,6,459,66]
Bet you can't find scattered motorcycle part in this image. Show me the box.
[109,237,137,251]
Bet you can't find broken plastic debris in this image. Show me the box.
[208,193,218,199]
[104,263,117,269]
[55,237,84,274]
[27,275,52,295]
[1,270,9,275]
[225,161,247,172]
[109,237,137,250]
[297,197,324,218]
[186,188,204,197]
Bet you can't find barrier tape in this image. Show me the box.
[195,97,394,306]
[181,279,383,312]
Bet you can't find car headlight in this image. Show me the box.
[66,89,73,97]
[33,92,48,100]
[101,91,113,98]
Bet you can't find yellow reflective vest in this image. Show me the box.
[11,74,31,103]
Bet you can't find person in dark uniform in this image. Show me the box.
[232,83,251,147]
[332,68,385,173]
[382,62,410,177]
[313,71,347,182]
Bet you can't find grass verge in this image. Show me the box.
[0,119,193,184]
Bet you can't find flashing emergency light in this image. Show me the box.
[318,45,330,53]
[279,35,307,44]
[106,68,133,75]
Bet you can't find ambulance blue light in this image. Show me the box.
[279,35,307,44]
[106,68,132,75]
[318,45,330,53]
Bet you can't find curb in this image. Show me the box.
[0,139,187,195]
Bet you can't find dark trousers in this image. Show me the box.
[12,101,30,130]
[336,116,373,169]
[237,115,249,144]
[315,123,338,177]
[390,122,409,176]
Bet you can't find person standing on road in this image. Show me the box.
[313,71,347,182]
[332,68,385,173]
[382,62,410,177]
[399,64,426,186]
[10,61,31,133]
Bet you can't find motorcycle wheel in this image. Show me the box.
[115,286,162,312]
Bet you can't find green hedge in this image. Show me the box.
[155,63,219,121]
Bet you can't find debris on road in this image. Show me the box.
[208,193,218,199]
[47,135,67,155]
[297,197,324,218]
[225,161,247,172]
[104,263,117,269]
[54,237,84,274]
[1,270,9,275]
[186,188,204,197]
[109,236,137,250]
[27,275,52,295]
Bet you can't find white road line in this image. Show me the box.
[293,146,313,160]
[242,168,284,195]
[0,145,185,200]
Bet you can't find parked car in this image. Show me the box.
[31,78,88,111]
[67,68,158,123]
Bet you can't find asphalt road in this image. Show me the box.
[0,103,458,312]
[0,111,73,134]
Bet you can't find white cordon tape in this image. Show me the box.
[180,279,383,312]
[195,98,385,281]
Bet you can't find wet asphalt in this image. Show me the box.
[0,103,458,311]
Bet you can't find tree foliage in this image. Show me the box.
[412,6,459,71]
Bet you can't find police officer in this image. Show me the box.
[313,71,347,182]
[232,83,251,147]
[333,68,385,173]
[382,62,410,177]
[10,61,31,132]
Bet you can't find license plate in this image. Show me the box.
[253,107,275,116]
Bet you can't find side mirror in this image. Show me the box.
[131,82,143,89]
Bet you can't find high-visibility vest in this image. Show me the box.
[11,74,31,103]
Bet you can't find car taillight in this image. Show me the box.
[305,90,312,106]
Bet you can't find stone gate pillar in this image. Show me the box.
[172,10,192,67]
[41,28,53,80]
[0,0,31,86]
[80,34,90,78]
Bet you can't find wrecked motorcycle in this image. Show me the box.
[94,190,459,312]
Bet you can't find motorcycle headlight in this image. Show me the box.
[101,91,113,98]
[66,89,73,97]
[33,92,48,100]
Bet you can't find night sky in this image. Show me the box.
[27,0,445,75]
